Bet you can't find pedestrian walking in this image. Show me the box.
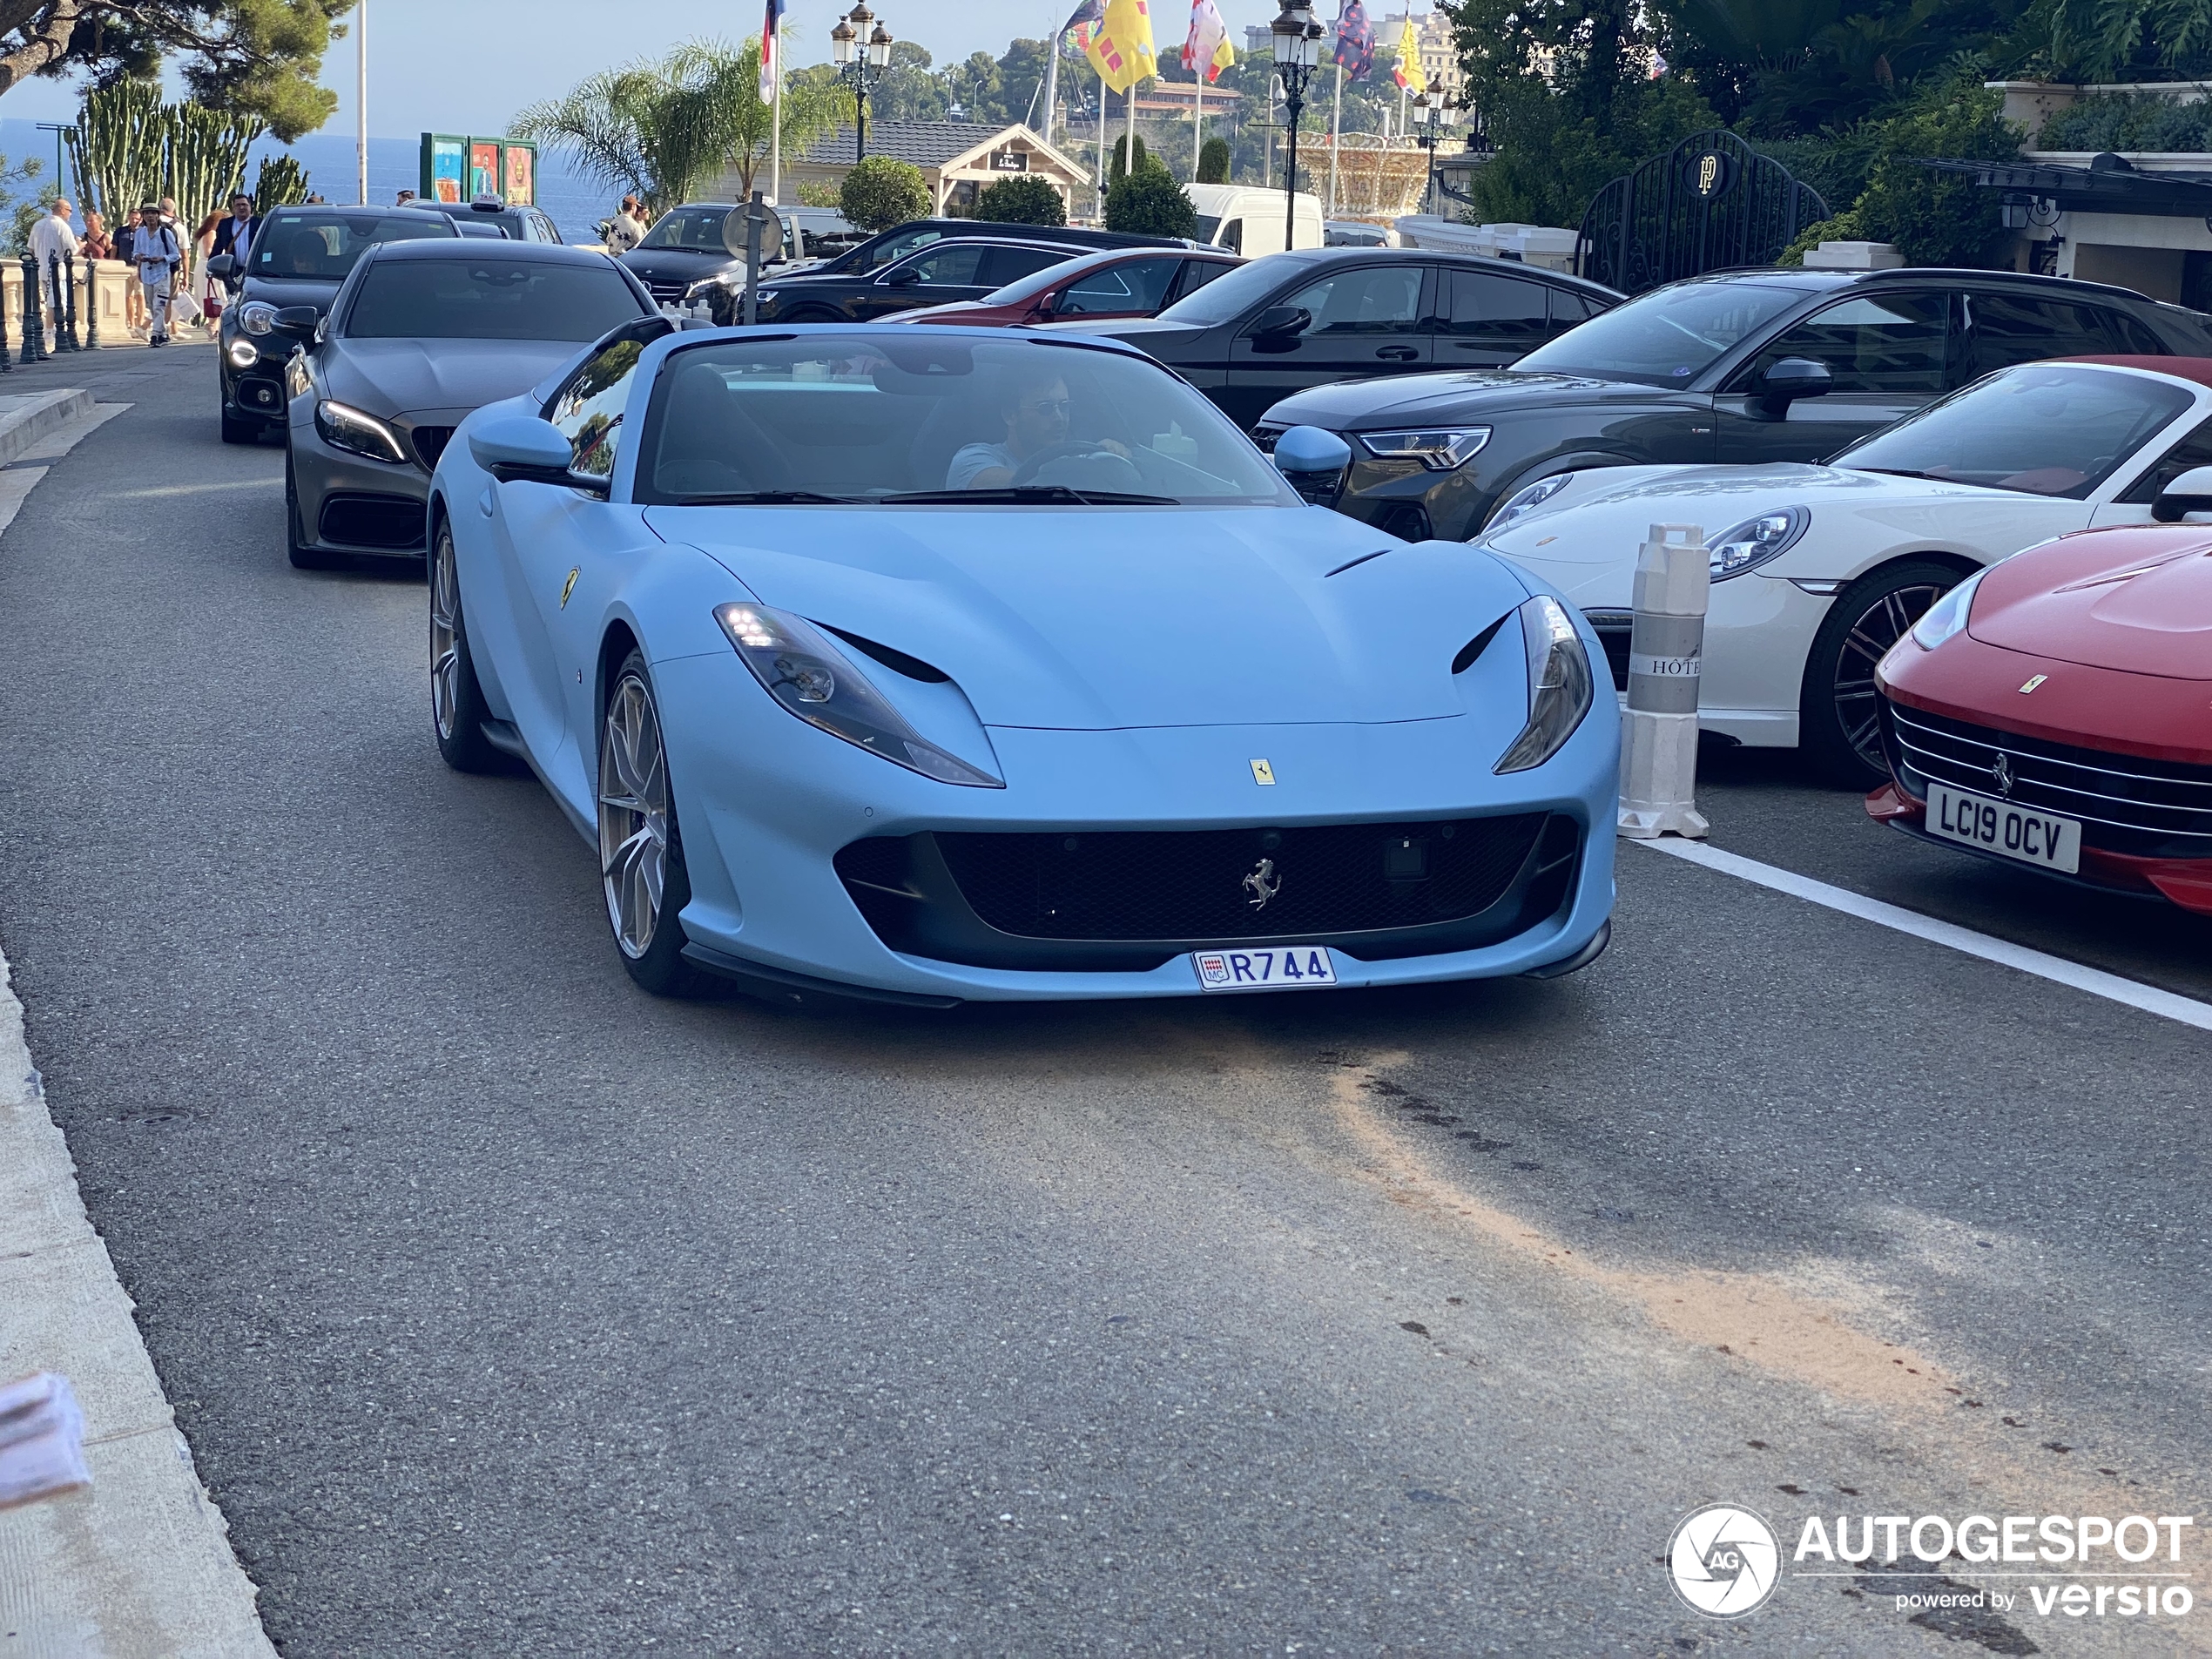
[191,211,226,325]
[210,192,257,295]
[132,203,182,347]
[114,210,148,339]
[26,199,79,316]
[603,195,649,254]
[78,210,112,260]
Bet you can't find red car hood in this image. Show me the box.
[1970,527,2212,681]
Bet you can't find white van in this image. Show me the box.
[1185,184,1325,254]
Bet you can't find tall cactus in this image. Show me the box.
[165,105,264,226]
[253,153,312,210]
[69,81,165,225]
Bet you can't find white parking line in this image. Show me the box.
[1633,836,2212,1035]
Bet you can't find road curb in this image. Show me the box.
[0,392,93,469]
[0,947,277,1657]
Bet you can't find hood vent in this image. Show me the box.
[1452,611,1511,676]
[823,624,952,684]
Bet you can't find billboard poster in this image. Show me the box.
[502,142,536,206]
[468,141,501,200]
[420,133,466,203]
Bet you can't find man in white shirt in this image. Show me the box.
[131,201,182,347]
[946,369,1130,489]
[26,199,79,316]
[603,196,649,255]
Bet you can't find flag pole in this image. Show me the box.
[769,13,783,206]
[1043,18,1061,151]
[1327,61,1342,218]
[1192,76,1202,182]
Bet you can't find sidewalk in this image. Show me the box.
[0,333,217,403]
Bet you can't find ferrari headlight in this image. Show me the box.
[1907,567,1986,652]
[714,603,1002,787]
[239,301,279,336]
[314,399,408,464]
[1708,506,1810,580]
[1359,428,1491,469]
[1486,472,1573,530]
[1494,596,1595,773]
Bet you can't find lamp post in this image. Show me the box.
[1410,91,1467,216]
[831,5,895,163]
[1269,1,1325,253]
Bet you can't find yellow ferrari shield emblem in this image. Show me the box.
[1250,759,1276,786]
[560,567,580,609]
[2019,673,2047,694]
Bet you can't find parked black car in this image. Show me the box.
[734,238,1110,326]
[415,196,567,244]
[1257,266,2212,543]
[619,203,748,307]
[692,217,1190,324]
[1049,247,1621,428]
[210,203,462,444]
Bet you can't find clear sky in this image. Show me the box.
[0,0,1312,132]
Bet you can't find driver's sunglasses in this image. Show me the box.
[1021,397,1071,417]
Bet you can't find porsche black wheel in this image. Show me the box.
[1799,559,1961,786]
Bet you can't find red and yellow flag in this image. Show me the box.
[1085,0,1157,93]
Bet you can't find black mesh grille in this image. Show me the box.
[318,493,427,550]
[1885,700,2212,858]
[410,425,455,468]
[934,816,1546,941]
[1585,610,1632,692]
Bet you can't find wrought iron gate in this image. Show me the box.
[1576,132,1829,295]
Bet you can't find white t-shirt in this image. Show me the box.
[946,442,1017,489]
[26,213,78,267]
[604,213,646,254]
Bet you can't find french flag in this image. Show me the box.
[759,0,786,100]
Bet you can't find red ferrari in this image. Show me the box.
[1869,517,2212,914]
[896,246,1243,328]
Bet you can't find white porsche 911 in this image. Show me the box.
[1475,356,2212,781]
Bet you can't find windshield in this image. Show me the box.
[1155,253,1318,327]
[1831,363,2194,498]
[637,207,732,251]
[251,212,456,280]
[347,260,645,341]
[1515,279,1811,386]
[981,255,1106,307]
[639,335,1293,507]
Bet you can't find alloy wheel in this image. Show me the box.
[430,533,461,741]
[598,673,671,959]
[1831,580,1946,771]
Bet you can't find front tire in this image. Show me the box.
[430,520,501,773]
[1799,559,1961,786]
[598,652,700,996]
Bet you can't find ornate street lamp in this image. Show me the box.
[831,5,896,162]
[1411,91,1467,215]
[1269,0,1325,252]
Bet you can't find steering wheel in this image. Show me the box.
[1009,441,1143,489]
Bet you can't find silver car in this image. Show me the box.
[282,240,657,570]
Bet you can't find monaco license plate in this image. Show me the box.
[1925,781,2081,874]
[1191,946,1339,992]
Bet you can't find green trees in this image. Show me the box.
[67,79,262,225]
[0,0,354,141]
[513,37,840,213]
[841,156,930,232]
[973,175,1066,226]
[1197,137,1231,185]
[253,153,309,208]
[1105,152,1197,238]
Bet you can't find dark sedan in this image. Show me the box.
[895,246,1244,327]
[736,238,1102,327]
[281,241,655,569]
[1049,247,1620,428]
[211,203,462,443]
[415,197,568,244]
[1258,266,2212,543]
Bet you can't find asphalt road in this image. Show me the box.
[3,344,2209,1656]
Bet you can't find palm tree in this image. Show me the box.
[513,38,841,214]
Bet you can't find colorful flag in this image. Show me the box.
[1183,0,1234,84]
[1392,13,1426,93]
[1332,0,1375,81]
[1062,0,1107,53]
[1084,0,1157,93]
[759,0,786,101]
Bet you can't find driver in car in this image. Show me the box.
[947,369,1130,489]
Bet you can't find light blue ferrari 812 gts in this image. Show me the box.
[427,318,1617,1004]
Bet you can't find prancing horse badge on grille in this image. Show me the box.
[1992,753,2014,797]
[1243,858,1280,909]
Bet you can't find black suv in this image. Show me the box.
[415,197,567,244]
[692,217,1187,325]
[1256,266,2212,542]
[1049,246,1621,428]
[736,237,1117,327]
[212,203,462,443]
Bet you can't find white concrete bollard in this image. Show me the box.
[1617,523,1710,840]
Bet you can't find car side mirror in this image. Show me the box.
[273,305,320,334]
[205,253,236,280]
[2153,463,2212,522]
[1753,356,1832,416]
[884,267,923,287]
[1251,304,1311,339]
[1271,424,1352,504]
[469,415,607,495]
